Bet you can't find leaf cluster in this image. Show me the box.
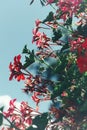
[22,45,35,69]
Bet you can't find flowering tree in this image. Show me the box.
[0,0,87,129]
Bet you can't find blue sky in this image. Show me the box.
[0,0,52,111]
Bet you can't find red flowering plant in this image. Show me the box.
[1,0,87,129]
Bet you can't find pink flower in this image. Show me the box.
[57,0,82,20]
[32,92,41,105]
[35,19,41,27]
[3,99,40,129]
[9,98,16,108]
[70,37,83,51]
[32,29,50,48]
[3,99,16,118]
[61,91,68,97]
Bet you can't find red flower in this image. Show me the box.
[76,38,87,73]
[77,56,87,73]
[9,54,25,81]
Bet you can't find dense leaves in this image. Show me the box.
[52,29,62,42]
[22,45,35,69]
[43,11,54,22]
[77,24,87,37]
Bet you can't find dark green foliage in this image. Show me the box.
[30,0,46,6]
[77,1,87,13]
[77,24,87,37]
[64,17,72,26]
[22,45,30,54]
[30,0,34,5]
[61,43,69,52]
[22,45,35,69]
[26,113,48,130]
[54,0,59,3]
[40,0,46,6]
[0,106,4,126]
[43,11,54,23]
[52,29,62,42]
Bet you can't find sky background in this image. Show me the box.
[0,0,52,111]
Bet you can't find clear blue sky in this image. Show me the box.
[0,0,52,111]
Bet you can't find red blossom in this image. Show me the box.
[70,37,87,52]
[9,54,25,81]
[75,38,87,73]
[77,56,87,73]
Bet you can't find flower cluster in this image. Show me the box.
[57,0,82,20]
[9,55,25,81]
[23,75,51,108]
[2,99,40,130]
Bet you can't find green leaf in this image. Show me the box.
[26,126,37,130]
[84,0,87,2]
[27,113,48,130]
[54,0,59,3]
[22,45,30,54]
[64,17,72,26]
[52,29,62,42]
[77,24,87,38]
[30,0,34,5]
[39,67,45,74]
[43,11,54,23]
[23,50,35,69]
[0,106,4,126]
[84,72,87,76]
[80,100,87,112]
[40,0,45,6]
